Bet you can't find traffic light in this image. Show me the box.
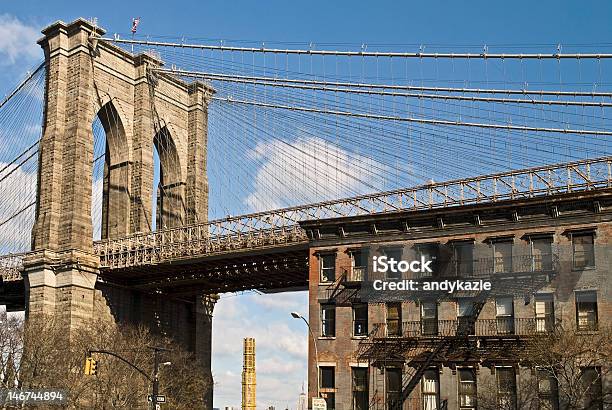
[84,357,98,375]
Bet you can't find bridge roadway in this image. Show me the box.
[1,155,611,298]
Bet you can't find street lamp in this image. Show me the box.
[291,312,320,398]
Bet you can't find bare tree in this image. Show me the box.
[477,325,611,410]
[4,316,210,409]
[530,324,611,410]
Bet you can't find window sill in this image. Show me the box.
[576,328,599,334]
[571,266,596,272]
[318,336,336,340]
[352,335,368,340]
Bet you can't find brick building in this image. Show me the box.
[301,189,611,410]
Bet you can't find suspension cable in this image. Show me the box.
[213,97,612,136]
[155,67,612,99]
[101,38,612,59]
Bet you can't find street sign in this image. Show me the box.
[147,395,166,403]
[312,398,327,410]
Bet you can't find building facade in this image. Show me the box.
[302,190,611,410]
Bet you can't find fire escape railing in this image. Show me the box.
[370,317,556,339]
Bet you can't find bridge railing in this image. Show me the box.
[94,225,308,268]
[1,156,607,272]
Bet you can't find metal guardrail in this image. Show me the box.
[371,318,556,338]
[94,156,612,269]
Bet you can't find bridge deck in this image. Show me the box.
[95,155,611,269]
[1,156,611,296]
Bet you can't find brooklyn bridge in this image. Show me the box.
[0,18,610,409]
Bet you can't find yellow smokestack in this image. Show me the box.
[242,337,256,410]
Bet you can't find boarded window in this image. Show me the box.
[493,240,513,273]
[576,291,598,331]
[573,233,595,269]
[531,237,553,271]
[386,303,401,336]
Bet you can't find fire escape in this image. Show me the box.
[357,247,559,410]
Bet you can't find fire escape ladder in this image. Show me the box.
[457,289,491,336]
[325,270,347,301]
[357,323,385,362]
[395,340,448,410]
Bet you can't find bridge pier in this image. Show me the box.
[195,294,218,407]
[16,18,216,408]
[24,250,99,330]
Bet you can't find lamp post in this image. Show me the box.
[150,347,170,409]
[291,312,319,398]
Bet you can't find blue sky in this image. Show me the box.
[1,1,612,408]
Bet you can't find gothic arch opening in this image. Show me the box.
[91,101,130,240]
[152,126,184,230]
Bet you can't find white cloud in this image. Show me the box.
[245,136,389,212]
[252,292,307,311]
[0,15,40,64]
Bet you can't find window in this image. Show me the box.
[496,367,517,409]
[531,236,553,271]
[458,368,477,409]
[421,301,438,336]
[386,368,402,410]
[493,240,513,273]
[422,369,440,410]
[320,254,336,282]
[321,304,336,337]
[453,242,474,276]
[353,303,368,337]
[576,291,598,331]
[581,367,603,410]
[352,368,368,410]
[457,299,475,335]
[415,243,438,278]
[383,248,403,279]
[320,366,336,410]
[350,250,368,281]
[572,232,595,269]
[496,297,515,334]
[535,294,555,333]
[537,369,559,410]
[386,303,401,336]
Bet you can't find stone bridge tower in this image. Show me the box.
[23,19,215,406]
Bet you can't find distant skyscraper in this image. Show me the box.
[297,382,307,410]
[242,338,256,410]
